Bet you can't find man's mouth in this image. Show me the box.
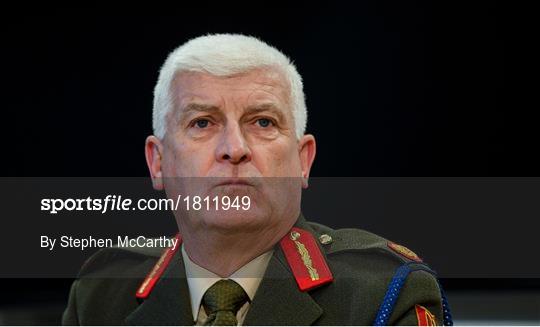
[214,178,255,187]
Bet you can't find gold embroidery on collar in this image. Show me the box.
[290,231,319,281]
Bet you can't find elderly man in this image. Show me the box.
[62,34,452,326]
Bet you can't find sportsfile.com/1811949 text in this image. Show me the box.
[40,194,251,214]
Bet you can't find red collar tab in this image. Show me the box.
[136,234,182,299]
[279,227,334,291]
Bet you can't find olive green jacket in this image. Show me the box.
[62,216,445,325]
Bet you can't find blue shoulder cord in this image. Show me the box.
[373,262,453,326]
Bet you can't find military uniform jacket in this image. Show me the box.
[62,215,449,325]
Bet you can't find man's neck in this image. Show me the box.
[180,223,293,277]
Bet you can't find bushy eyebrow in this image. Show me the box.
[179,102,288,124]
[181,103,221,115]
[244,103,287,123]
[177,103,222,125]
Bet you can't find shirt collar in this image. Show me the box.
[181,244,274,321]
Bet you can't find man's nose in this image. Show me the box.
[215,123,252,164]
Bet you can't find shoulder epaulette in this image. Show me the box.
[78,243,163,278]
[386,241,423,262]
[307,222,424,264]
[136,234,182,299]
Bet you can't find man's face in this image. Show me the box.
[166,68,300,178]
[146,67,315,233]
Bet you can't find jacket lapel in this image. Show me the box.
[125,214,329,326]
[243,241,324,325]
[124,250,194,326]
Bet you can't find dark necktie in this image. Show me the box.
[202,279,249,326]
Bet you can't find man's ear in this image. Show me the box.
[298,134,316,188]
[145,135,164,190]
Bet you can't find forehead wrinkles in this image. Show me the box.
[248,68,291,107]
[171,68,292,112]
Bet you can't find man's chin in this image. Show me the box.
[199,210,270,233]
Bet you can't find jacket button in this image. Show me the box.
[319,234,333,245]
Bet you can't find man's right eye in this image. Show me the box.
[193,119,210,128]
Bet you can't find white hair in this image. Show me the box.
[152,34,307,139]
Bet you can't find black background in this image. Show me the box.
[1,2,539,325]
[3,3,538,177]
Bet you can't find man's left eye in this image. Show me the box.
[256,118,273,128]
